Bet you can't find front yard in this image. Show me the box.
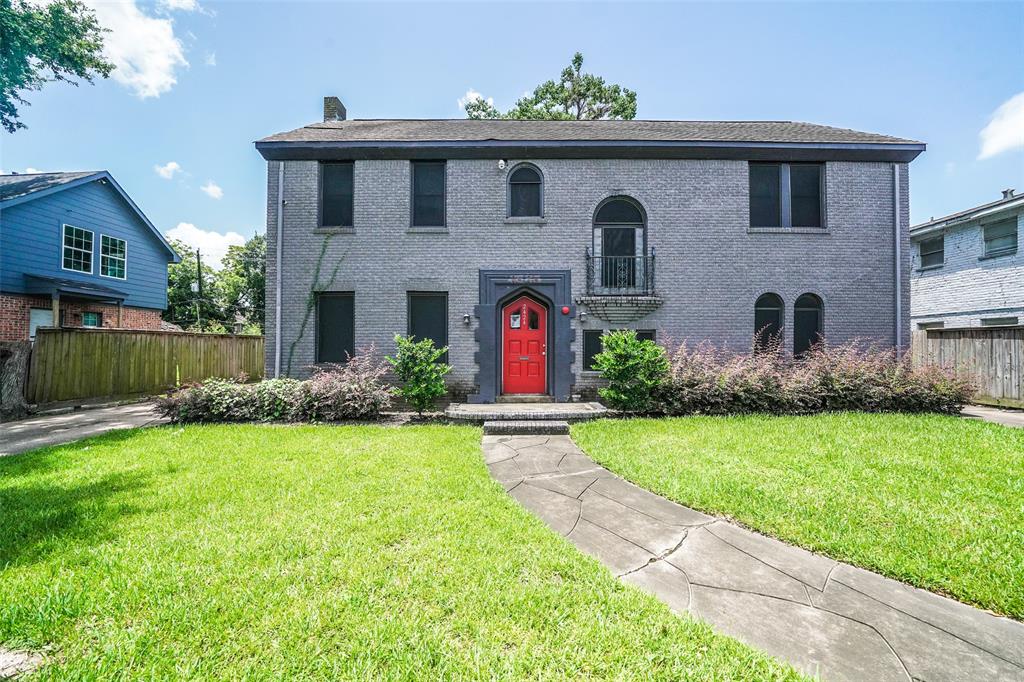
[0,424,800,680]
[573,413,1024,619]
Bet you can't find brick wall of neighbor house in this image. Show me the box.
[0,292,163,341]
[264,159,910,396]
[911,212,1023,328]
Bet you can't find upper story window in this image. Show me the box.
[411,161,446,227]
[320,162,354,227]
[919,236,944,268]
[593,197,646,290]
[62,224,93,273]
[508,164,543,217]
[982,218,1017,258]
[749,162,824,228]
[100,235,127,279]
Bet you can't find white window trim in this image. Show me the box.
[99,234,128,280]
[60,223,94,275]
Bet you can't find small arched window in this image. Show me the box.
[593,197,646,289]
[793,293,823,357]
[754,293,783,353]
[508,164,543,217]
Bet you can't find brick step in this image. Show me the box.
[483,420,570,435]
[496,394,552,404]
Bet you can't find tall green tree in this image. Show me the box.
[464,52,637,121]
[0,0,114,133]
[220,234,266,332]
[164,238,227,332]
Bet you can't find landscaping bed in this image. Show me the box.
[0,425,802,680]
[573,413,1024,619]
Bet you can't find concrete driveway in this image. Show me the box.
[0,403,166,456]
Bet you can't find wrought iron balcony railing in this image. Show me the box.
[584,247,656,296]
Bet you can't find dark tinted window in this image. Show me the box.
[754,293,783,353]
[509,165,542,217]
[790,164,822,227]
[983,219,1018,256]
[321,162,354,227]
[596,198,643,224]
[920,236,944,268]
[317,292,354,363]
[408,292,448,362]
[584,329,655,370]
[793,293,823,357]
[749,164,781,227]
[412,161,445,226]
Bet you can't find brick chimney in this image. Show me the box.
[1002,188,1016,199]
[323,96,346,122]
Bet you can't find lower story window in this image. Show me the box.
[793,293,823,357]
[583,329,655,370]
[407,292,448,362]
[981,316,1018,327]
[82,311,102,328]
[316,292,354,363]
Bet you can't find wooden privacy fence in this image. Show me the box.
[26,328,264,404]
[911,327,1023,409]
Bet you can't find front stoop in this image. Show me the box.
[483,420,569,435]
[446,401,608,424]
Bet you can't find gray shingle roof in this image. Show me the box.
[911,191,1022,232]
[259,119,922,145]
[0,171,101,202]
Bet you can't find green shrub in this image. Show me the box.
[593,330,669,412]
[386,335,451,416]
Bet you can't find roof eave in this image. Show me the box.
[254,139,926,163]
[910,196,1024,237]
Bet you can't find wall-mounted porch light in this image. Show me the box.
[463,313,472,325]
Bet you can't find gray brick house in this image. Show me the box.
[255,97,924,403]
[910,189,1022,329]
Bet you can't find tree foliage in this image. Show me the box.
[220,234,267,333]
[0,0,114,133]
[464,52,637,121]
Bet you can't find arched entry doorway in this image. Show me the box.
[501,294,548,394]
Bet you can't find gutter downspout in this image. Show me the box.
[893,163,902,350]
[274,162,284,378]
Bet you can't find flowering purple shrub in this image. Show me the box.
[158,348,393,423]
[650,338,973,416]
[301,351,394,421]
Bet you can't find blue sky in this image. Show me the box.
[3,1,1022,263]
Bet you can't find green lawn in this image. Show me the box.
[573,413,1024,620]
[0,424,801,680]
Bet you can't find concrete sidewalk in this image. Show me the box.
[962,405,1024,428]
[1,403,166,456]
[483,434,1024,681]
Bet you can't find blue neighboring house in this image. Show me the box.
[0,171,180,341]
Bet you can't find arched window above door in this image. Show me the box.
[507,164,543,217]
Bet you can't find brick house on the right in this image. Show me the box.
[910,189,1022,329]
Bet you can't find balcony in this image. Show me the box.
[579,248,663,323]
[584,248,656,296]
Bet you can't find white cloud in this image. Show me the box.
[979,92,1024,160]
[204,52,216,67]
[23,167,42,174]
[200,180,223,199]
[154,161,182,179]
[161,0,199,10]
[166,222,244,268]
[83,0,189,99]
[457,88,493,110]
[944,161,956,176]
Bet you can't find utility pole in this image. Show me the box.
[195,249,203,328]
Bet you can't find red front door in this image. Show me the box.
[502,296,547,394]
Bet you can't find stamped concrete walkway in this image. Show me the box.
[483,434,1024,681]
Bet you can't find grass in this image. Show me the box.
[573,413,1024,620]
[0,424,802,680]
